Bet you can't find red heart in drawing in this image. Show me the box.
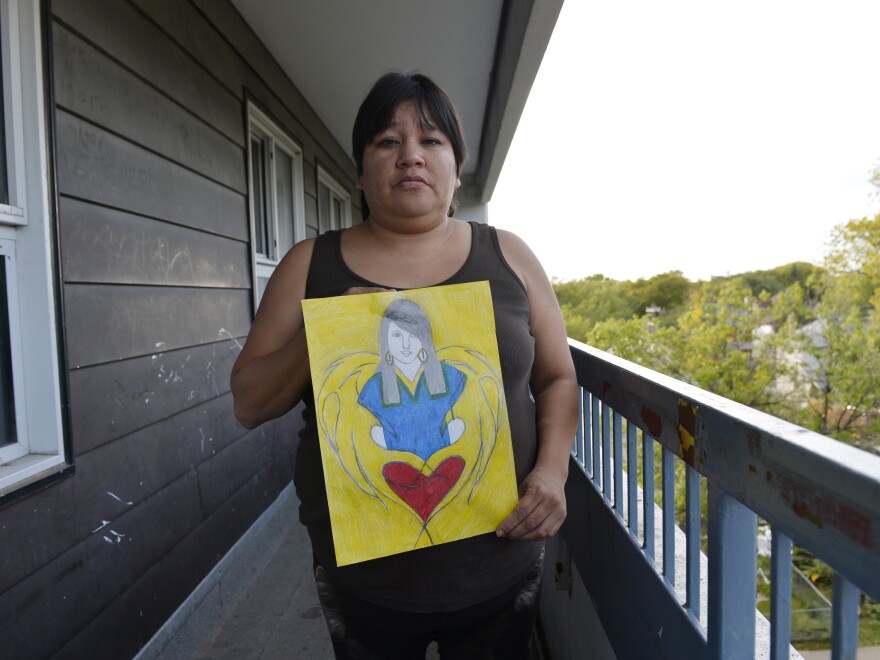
[383,457,465,522]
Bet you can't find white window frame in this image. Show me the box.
[246,102,305,307]
[317,165,352,232]
[0,0,67,495]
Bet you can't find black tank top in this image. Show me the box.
[295,221,541,612]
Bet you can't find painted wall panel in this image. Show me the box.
[0,396,245,590]
[60,197,250,288]
[132,0,247,102]
[53,25,245,192]
[55,111,248,241]
[0,472,203,660]
[195,426,273,515]
[0,476,77,592]
[64,284,251,368]
[68,341,239,454]
[53,0,243,143]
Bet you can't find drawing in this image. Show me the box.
[358,299,467,461]
[302,281,518,566]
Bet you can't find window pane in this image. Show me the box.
[318,183,331,233]
[275,149,294,255]
[250,136,269,256]
[0,259,17,447]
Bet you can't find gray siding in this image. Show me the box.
[0,0,357,657]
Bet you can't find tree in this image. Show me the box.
[625,271,692,325]
[554,271,694,339]
[713,261,823,299]
[553,275,640,338]
[586,277,803,413]
[793,213,880,451]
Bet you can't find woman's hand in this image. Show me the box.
[493,227,578,542]
[496,465,567,540]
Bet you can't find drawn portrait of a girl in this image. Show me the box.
[358,299,467,461]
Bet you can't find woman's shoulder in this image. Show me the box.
[277,236,318,277]
[256,236,319,306]
[487,226,546,295]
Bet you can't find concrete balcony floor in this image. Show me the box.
[149,485,335,660]
[145,485,470,660]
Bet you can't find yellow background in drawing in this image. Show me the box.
[301,281,518,566]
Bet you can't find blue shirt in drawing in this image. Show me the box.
[358,362,467,462]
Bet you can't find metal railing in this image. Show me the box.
[557,340,880,660]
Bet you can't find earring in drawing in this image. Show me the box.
[418,348,428,364]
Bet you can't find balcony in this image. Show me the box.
[142,341,880,660]
[541,340,880,660]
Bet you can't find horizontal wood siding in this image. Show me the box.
[54,0,244,144]
[53,24,246,192]
[60,197,251,288]
[67,341,240,454]
[64,284,251,367]
[55,111,248,240]
[0,0,356,657]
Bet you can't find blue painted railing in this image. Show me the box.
[559,340,880,660]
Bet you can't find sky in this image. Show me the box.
[489,0,880,283]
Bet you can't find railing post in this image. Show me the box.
[662,447,675,588]
[574,386,584,464]
[643,433,655,561]
[602,402,611,502]
[708,483,757,660]
[831,573,859,660]
[614,412,623,515]
[627,423,638,537]
[591,395,600,487]
[685,464,701,621]
[582,389,592,476]
[770,528,792,660]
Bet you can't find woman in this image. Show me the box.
[359,299,467,461]
[231,72,577,659]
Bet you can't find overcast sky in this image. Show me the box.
[489,0,880,282]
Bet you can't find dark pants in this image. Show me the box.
[314,550,544,660]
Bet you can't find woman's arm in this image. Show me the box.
[230,238,315,428]
[230,238,391,429]
[494,229,579,541]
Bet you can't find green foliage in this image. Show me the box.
[586,277,804,413]
[713,261,823,299]
[557,215,880,451]
[626,271,692,322]
[790,213,880,451]
[553,275,640,340]
[553,271,693,340]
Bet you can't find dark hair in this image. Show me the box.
[352,72,468,220]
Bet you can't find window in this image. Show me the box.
[0,0,67,495]
[315,166,351,236]
[246,102,305,307]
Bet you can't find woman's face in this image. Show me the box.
[357,101,461,229]
[387,321,423,365]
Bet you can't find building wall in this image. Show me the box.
[0,0,357,657]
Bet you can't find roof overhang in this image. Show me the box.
[229,0,563,204]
